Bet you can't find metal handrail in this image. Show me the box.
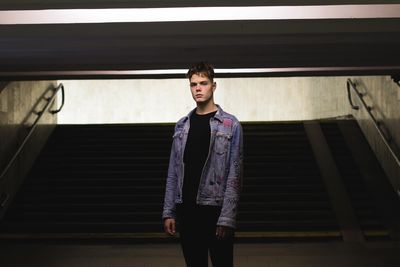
[0,83,65,184]
[50,84,65,114]
[346,80,360,110]
[346,79,400,168]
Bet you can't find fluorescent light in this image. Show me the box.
[0,5,400,25]
[1,66,400,77]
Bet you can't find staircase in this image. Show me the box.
[320,122,393,240]
[0,124,173,235]
[0,120,396,241]
[238,123,340,240]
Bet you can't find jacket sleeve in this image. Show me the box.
[162,127,179,220]
[217,121,243,228]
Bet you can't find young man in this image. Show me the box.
[162,62,243,267]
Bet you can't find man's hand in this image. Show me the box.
[216,226,233,240]
[164,218,176,236]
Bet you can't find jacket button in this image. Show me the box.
[210,181,214,185]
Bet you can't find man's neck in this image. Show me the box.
[196,101,217,115]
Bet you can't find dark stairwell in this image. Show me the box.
[0,119,398,242]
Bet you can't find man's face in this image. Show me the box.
[189,73,215,104]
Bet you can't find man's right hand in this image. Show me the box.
[164,218,176,236]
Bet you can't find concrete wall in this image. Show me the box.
[350,76,400,193]
[58,76,400,193]
[58,77,353,124]
[0,81,58,216]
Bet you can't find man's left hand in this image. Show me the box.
[216,226,233,240]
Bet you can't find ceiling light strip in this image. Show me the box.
[1,66,399,77]
[0,5,400,25]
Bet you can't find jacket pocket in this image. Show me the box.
[214,132,231,155]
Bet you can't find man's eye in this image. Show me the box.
[200,82,209,86]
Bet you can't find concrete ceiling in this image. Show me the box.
[1,0,400,9]
[0,1,400,79]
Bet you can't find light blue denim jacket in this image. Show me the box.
[162,105,243,229]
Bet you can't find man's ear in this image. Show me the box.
[213,82,217,92]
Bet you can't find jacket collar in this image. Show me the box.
[184,104,224,123]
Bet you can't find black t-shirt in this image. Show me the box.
[182,110,217,206]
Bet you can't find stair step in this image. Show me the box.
[2,121,393,241]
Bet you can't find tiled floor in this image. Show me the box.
[0,241,399,267]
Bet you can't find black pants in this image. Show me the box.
[176,204,234,267]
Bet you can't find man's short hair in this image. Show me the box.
[186,62,215,81]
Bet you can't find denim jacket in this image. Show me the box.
[162,105,243,229]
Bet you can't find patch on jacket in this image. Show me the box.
[223,118,233,127]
